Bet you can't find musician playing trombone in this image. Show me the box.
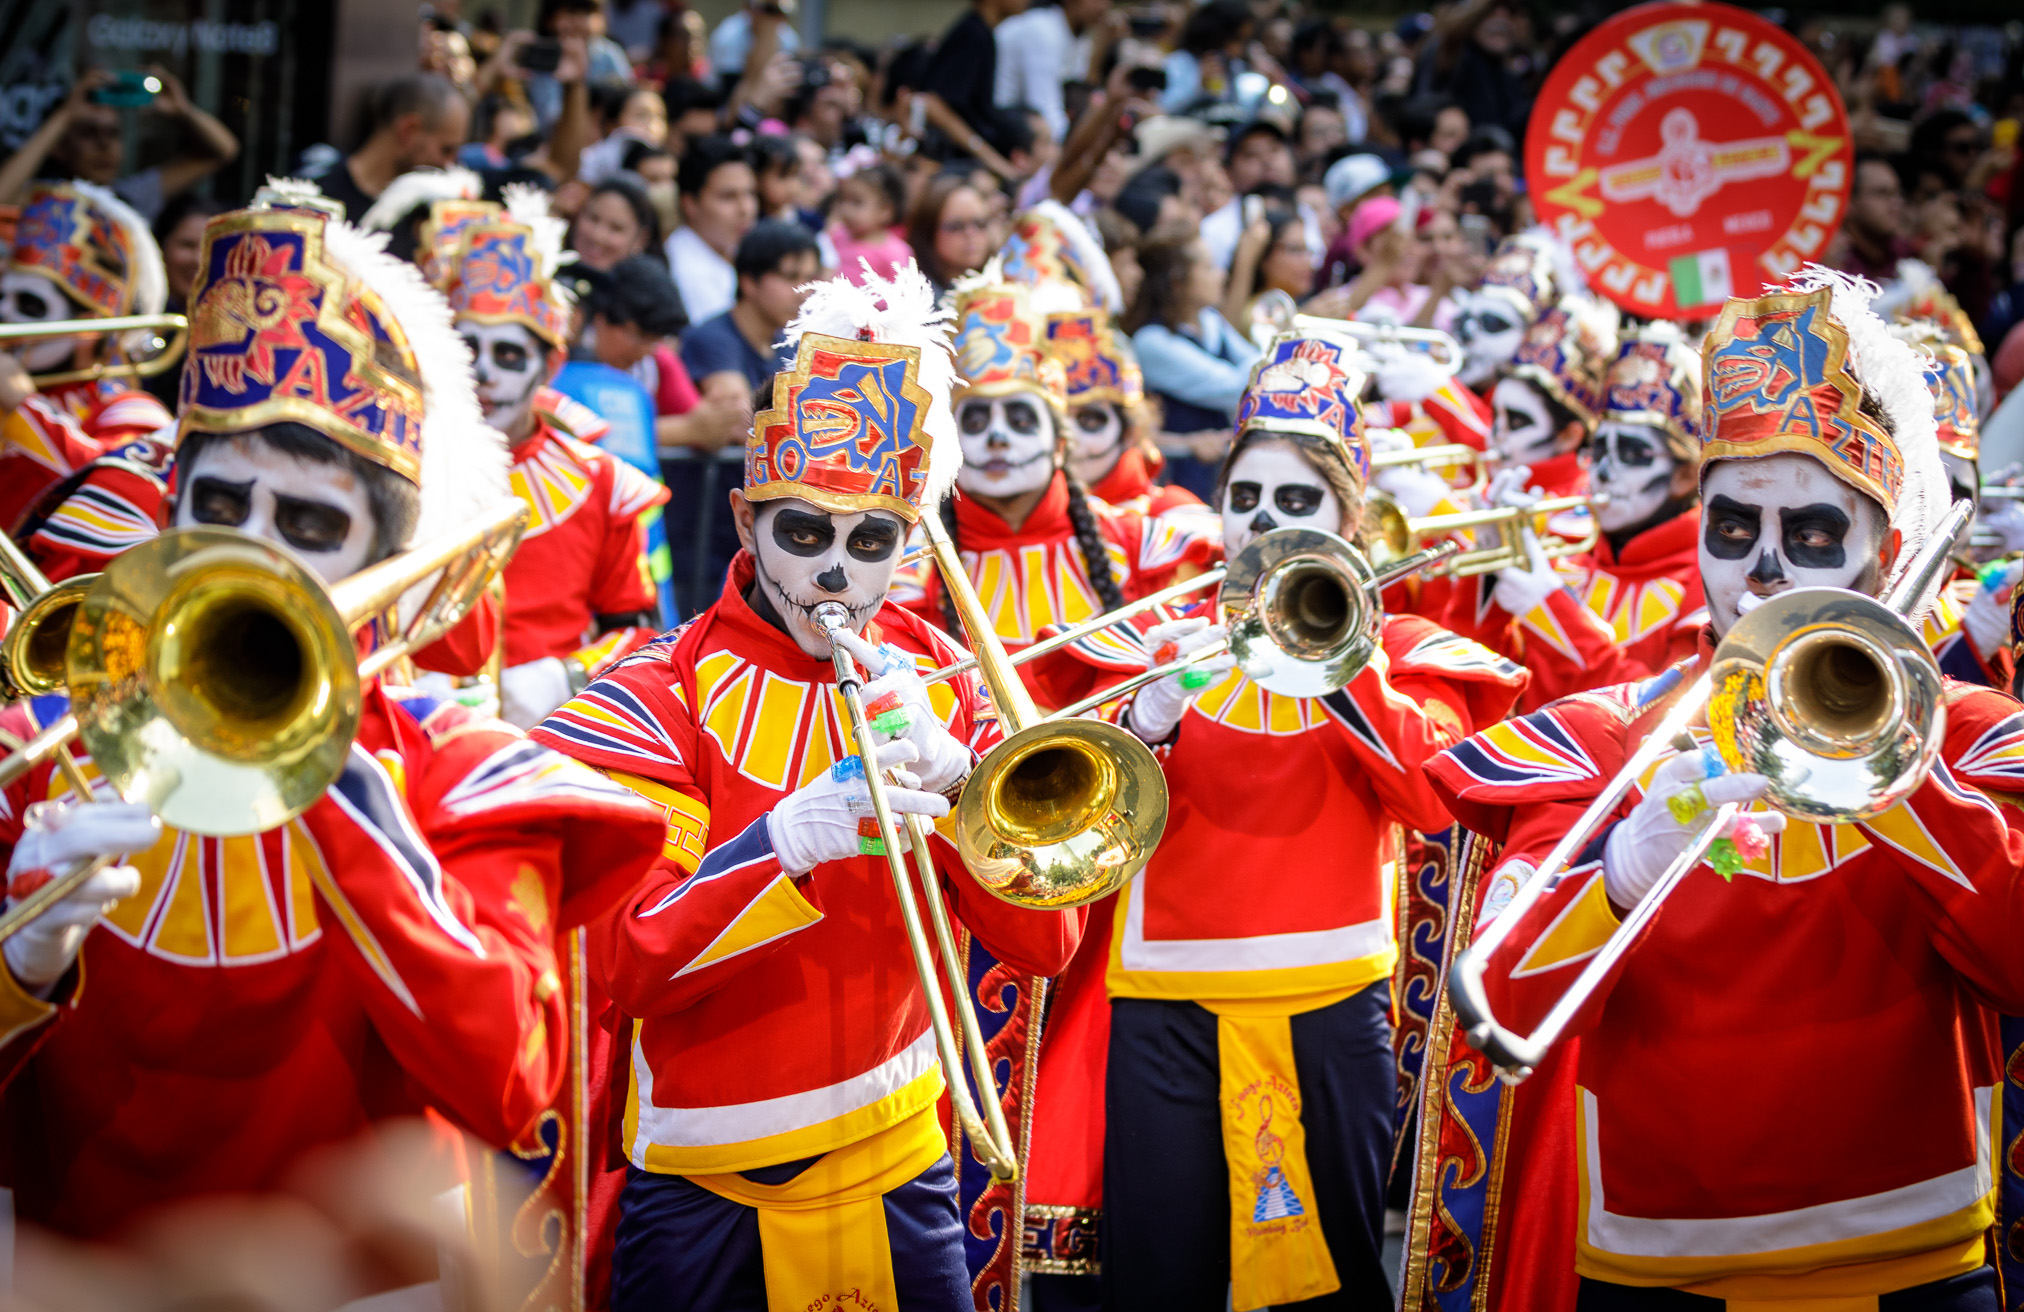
[1423,271,2024,1308]
[0,205,667,1244]
[0,181,174,562]
[1067,330,1526,1311]
[530,266,1084,1311]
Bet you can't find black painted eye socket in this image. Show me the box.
[847,517,900,562]
[1005,401,1041,435]
[1228,481,1261,513]
[1074,405,1113,434]
[188,477,253,528]
[491,340,531,372]
[1275,484,1326,516]
[1479,312,1514,335]
[274,494,355,553]
[958,404,992,436]
[1499,405,1537,432]
[9,289,51,320]
[1703,495,1761,560]
[1614,434,1658,467]
[772,509,836,557]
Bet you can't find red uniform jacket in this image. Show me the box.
[1369,378,1495,454]
[1426,653,2024,1295]
[1090,446,1206,518]
[0,686,665,1239]
[531,554,1084,1175]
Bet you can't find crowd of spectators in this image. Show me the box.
[8,0,2024,608]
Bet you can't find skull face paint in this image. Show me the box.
[1453,290,1526,389]
[1591,421,1680,534]
[746,497,906,657]
[1067,402,1127,487]
[173,434,379,584]
[0,271,83,373]
[1491,376,1566,467]
[460,320,551,438]
[955,395,1057,498]
[1221,437,1343,558]
[1699,453,1888,638]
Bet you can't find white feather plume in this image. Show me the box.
[67,181,165,351]
[780,262,962,512]
[1780,264,1949,611]
[501,183,576,287]
[1024,199,1123,314]
[358,167,483,234]
[254,175,328,204]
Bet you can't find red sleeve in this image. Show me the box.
[653,344,700,415]
[588,457,672,621]
[409,593,502,678]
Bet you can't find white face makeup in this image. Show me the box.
[173,435,379,584]
[1453,290,1527,389]
[1491,376,1566,467]
[1067,402,1127,487]
[955,395,1057,499]
[1220,437,1343,558]
[460,320,551,438]
[746,497,907,657]
[1591,421,1681,534]
[0,270,83,373]
[1700,453,1888,638]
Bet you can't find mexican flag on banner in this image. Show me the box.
[1669,249,1734,310]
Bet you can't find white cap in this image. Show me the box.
[1324,153,1390,213]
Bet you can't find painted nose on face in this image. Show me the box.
[1248,511,1277,536]
[1746,548,1787,589]
[814,564,849,593]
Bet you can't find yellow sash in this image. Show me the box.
[1204,993,1347,1311]
[689,1102,947,1312]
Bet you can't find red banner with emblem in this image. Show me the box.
[1524,1,1852,321]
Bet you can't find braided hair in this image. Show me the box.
[934,469,1130,638]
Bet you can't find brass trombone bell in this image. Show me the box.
[1365,488,1602,576]
[0,312,190,387]
[2,575,94,700]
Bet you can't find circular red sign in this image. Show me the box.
[1524,1,1852,321]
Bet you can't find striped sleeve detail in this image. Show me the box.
[1440,709,1602,789]
[607,456,672,518]
[671,871,821,977]
[90,392,174,437]
[536,387,613,443]
[605,769,712,874]
[536,678,688,772]
[639,815,776,917]
[1136,505,1220,573]
[436,739,649,820]
[31,480,160,557]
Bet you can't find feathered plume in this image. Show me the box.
[501,183,578,316]
[1028,199,1124,313]
[69,181,165,357]
[780,262,962,512]
[358,166,482,234]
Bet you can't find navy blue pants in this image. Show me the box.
[1576,1267,1999,1311]
[1100,982,1396,1311]
[608,1152,969,1312]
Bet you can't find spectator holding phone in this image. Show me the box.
[0,66,240,219]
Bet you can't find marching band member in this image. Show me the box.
[1426,271,2024,1308]
[529,266,1085,1310]
[1,181,173,551]
[1086,331,1526,1310]
[1450,232,1579,393]
[0,204,665,1241]
[436,188,668,729]
[888,271,1214,705]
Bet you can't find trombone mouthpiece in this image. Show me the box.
[812,602,851,633]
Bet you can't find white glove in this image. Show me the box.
[1602,750,1784,909]
[1490,527,1568,618]
[1125,618,1235,743]
[1963,561,2020,662]
[500,656,574,730]
[413,670,501,718]
[4,799,157,995]
[832,630,973,794]
[1484,464,1540,510]
[1371,345,1449,405]
[767,739,950,874]
[1980,499,2024,556]
[1372,463,1457,518]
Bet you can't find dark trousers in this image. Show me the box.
[1576,1267,1999,1311]
[1101,982,1396,1311]
[609,1153,969,1312]
[660,455,744,619]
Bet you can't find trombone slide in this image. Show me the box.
[0,313,190,387]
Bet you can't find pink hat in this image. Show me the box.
[1347,196,1401,254]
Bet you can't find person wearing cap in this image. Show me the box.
[530,264,1083,1309]
[1315,153,1390,287]
[1054,331,1522,1311]
[1423,270,2024,1310]
[0,202,666,1249]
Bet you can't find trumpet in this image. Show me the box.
[1447,498,1972,1080]
[1369,442,1491,498]
[0,313,190,387]
[1365,488,1602,577]
[1248,290,1464,376]
[0,531,94,701]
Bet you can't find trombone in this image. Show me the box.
[1248,290,1465,375]
[1447,498,1972,1080]
[0,531,95,702]
[1365,488,1601,577]
[1370,441,1490,499]
[0,312,190,387]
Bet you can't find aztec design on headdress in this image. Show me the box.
[949,268,1069,412]
[419,199,505,286]
[1508,297,1614,425]
[1602,323,1703,462]
[1236,332,1372,480]
[1920,341,1979,461]
[181,208,427,483]
[745,262,960,523]
[9,180,166,320]
[998,200,1124,314]
[1044,307,1144,409]
[439,188,574,349]
[1477,231,1577,323]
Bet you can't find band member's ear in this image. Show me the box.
[1554,420,1588,456]
[1880,525,1902,578]
[730,489,758,554]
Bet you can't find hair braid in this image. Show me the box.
[1063,471,1128,615]
[937,492,966,640]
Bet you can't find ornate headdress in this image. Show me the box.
[1235,332,1372,481]
[1507,296,1617,425]
[1477,230,1578,326]
[359,167,493,284]
[1602,322,1703,462]
[1045,307,1144,410]
[8,180,166,323]
[1704,269,1947,604]
[1890,321,1980,461]
[948,263,1069,413]
[180,206,507,544]
[249,176,348,221]
[998,200,1124,314]
[439,186,574,349]
[745,262,960,523]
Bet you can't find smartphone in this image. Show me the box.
[1127,64,1169,94]
[1459,213,1493,255]
[516,38,563,74]
[1243,194,1266,227]
[91,70,161,108]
